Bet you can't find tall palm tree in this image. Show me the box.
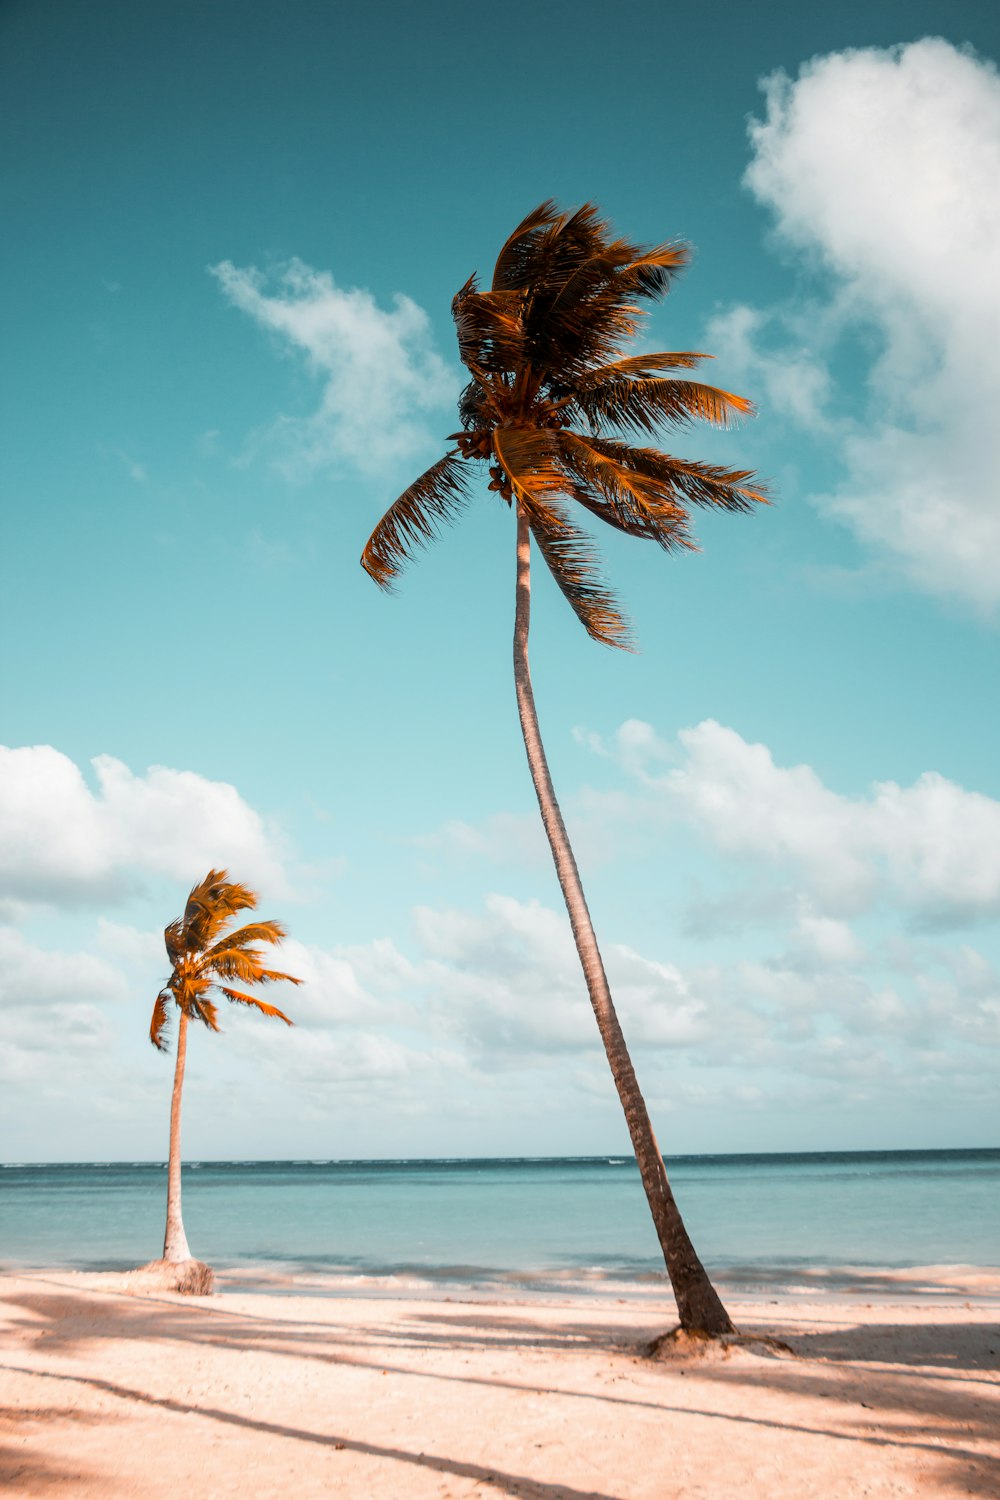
[361,202,767,1336]
[149,868,301,1266]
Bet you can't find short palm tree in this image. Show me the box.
[362,203,768,1337]
[149,868,301,1268]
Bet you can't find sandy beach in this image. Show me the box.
[1,1267,997,1498]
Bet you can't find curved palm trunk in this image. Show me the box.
[162,1009,193,1262]
[513,507,733,1335]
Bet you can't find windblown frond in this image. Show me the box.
[452,288,525,374]
[557,432,694,551]
[362,200,768,643]
[193,997,221,1032]
[149,990,171,1052]
[206,949,301,987]
[522,496,632,650]
[361,453,473,589]
[457,379,489,431]
[154,869,301,1049]
[492,426,566,507]
[616,242,690,299]
[583,438,770,513]
[562,351,712,386]
[491,199,564,291]
[574,377,754,436]
[182,869,258,952]
[218,988,294,1025]
[203,921,289,960]
[163,919,185,965]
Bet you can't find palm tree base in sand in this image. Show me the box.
[645,1327,793,1360]
[133,1258,215,1295]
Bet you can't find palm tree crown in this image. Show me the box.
[150,868,300,1051]
[362,199,768,641]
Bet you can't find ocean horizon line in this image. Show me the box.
[3,1144,998,1169]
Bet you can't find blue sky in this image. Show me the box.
[2,0,999,1162]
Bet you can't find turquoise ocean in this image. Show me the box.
[2,1151,997,1294]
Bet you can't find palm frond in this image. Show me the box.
[149,990,171,1052]
[526,262,644,380]
[492,426,566,507]
[203,920,289,962]
[203,948,267,985]
[558,351,712,388]
[452,288,525,375]
[522,497,632,650]
[163,919,185,964]
[574,376,754,435]
[205,948,302,987]
[584,437,770,513]
[457,379,489,430]
[361,453,473,589]
[617,242,691,300]
[491,199,564,291]
[181,869,258,952]
[557,431,694,551]
[218,987,295,1025]
[193,997,221,1032]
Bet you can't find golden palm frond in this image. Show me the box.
[202,949,268,984]
[557,432,694,551]
[362,200,769,641]
[151,870,301,1049]
[163,919,185,964]
[584,437,770,513]
[562,351,712,386]
[218,988,294,1025]
[182,868,257,952]
[522,495,632,649]
[574,376,754,435]
[192,997,221,1031]
[491,199,565,291]
[616,242,691,299]
[150,990,171,1052]
[203,920,289,961]
[362,452,473,589]
[492,426,566,507]
[204,949,301,987]
[452,288,525,374]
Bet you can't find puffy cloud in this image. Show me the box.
[727,39,1000,611]
[0,926,126,1086]
[0,926,128,1012]
[210,258,458,478]
[593,718,1000,926]
[414,894,715,1059]
[0,744,289,908]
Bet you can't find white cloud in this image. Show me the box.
[0,926,126,1086]
[0,744,289,908]
[210,257,458,478]
[706,303,834,433]
[0,926,128,1012]
[587,718,1000,926]
[730,39,1000,611]
[414,894,716,1059]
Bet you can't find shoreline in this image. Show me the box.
[2,1267,998,1498]
[4,1259,999,1305]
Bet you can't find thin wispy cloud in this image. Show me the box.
[210,257,459,479]
[711,38,1000,614]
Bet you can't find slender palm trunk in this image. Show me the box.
[163,1009,193,1263]
[513,507,733,1335]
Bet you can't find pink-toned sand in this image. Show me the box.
[1,1267,998,1498]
